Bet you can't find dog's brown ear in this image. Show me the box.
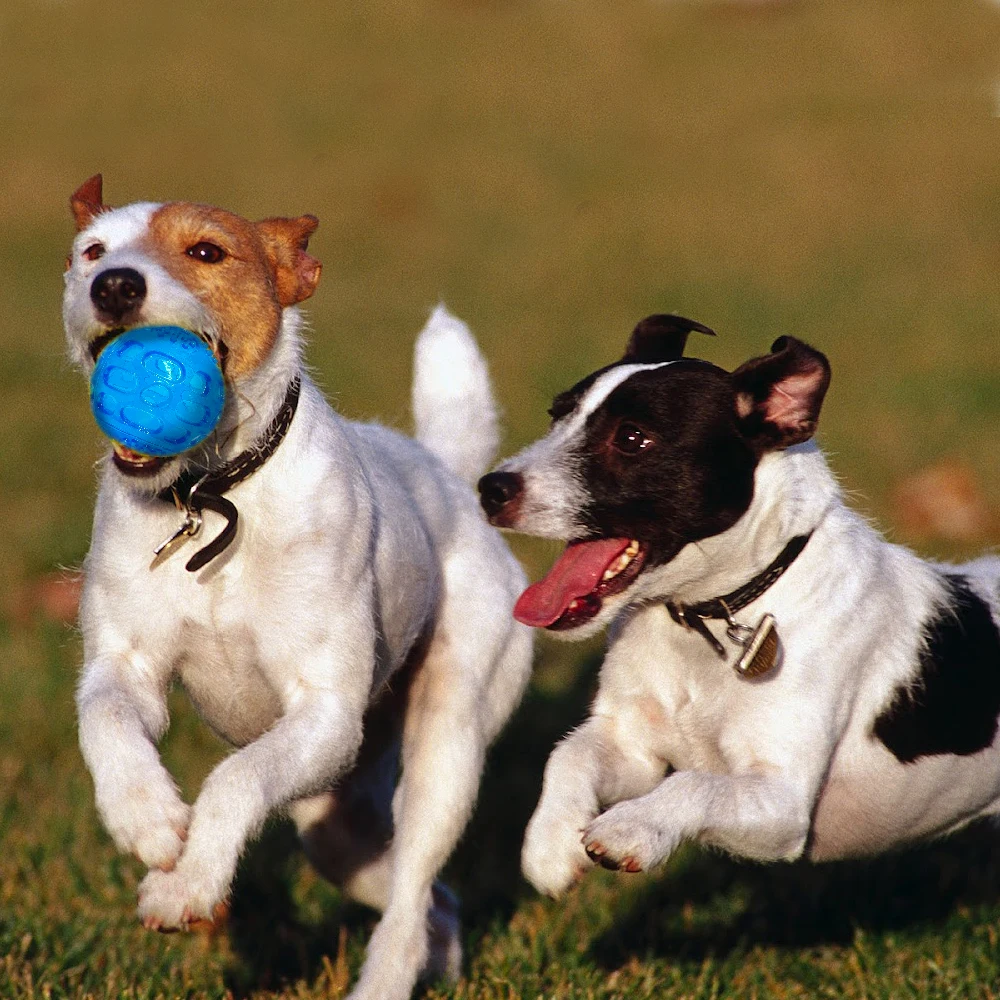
[256,214,322,306]
[622,314,715,364]
[70,174,107,231]
[732,336,831,452]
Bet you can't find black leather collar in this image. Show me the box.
[157,377,302,572]
[665,532,812,658]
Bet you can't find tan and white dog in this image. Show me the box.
[64,176,532,1000]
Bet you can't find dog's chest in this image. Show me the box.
[174,615,283,746]
[595,607,800,773]
[124,563,294,746]
[600,614,752,771]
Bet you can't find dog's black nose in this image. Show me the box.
[478,471,524,521]
[90,267,147,321]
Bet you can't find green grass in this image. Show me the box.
[4,0,1000,996]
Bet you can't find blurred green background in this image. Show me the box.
[4,1,1000,997]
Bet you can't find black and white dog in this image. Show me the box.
[479,315,1000,896]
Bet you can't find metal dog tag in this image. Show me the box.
[153,509,203,559]
[731,613,780,678]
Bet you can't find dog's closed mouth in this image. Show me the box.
[514,538,646,630]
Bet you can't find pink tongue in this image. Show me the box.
[514,538,632,628]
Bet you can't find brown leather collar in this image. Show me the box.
[665,532,812,658]
[157,377,301,572]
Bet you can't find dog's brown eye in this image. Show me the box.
[186,241,227,264]
[613,423,652,454]
[82,243,106,262]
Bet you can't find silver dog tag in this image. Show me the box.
[731,613,780,678]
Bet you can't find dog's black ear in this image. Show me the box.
[732,336,831,452]
[622,314,716,364]
[70,174,107,231]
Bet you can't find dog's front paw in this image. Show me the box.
[137,866,227,932]
[582,798,680,874]
[97,777,191,871]
[521,804,593,898]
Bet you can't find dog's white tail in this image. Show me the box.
[413,304,499,486]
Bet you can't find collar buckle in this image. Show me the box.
[663,533,813,674]
[152,508,203,561]
[152,377,301,572]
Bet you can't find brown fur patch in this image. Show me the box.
[70,174,107,231]
[144,203,320,380]
[256,215,322,307]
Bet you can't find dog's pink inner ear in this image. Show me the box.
[733,336,831,451]
[256,214,322,306]
[70,174,107,232]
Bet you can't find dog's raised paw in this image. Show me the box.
[584,840,643,872]
[521,809,592,898]
[137,867,222,932]
[99,781,191,871]
[132,809,190,872]
[582,801,678,874]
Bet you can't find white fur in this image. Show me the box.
[505,375,1000,897]
[67,207,533,1000]
[413,304,499,486]
[496,362,672,540]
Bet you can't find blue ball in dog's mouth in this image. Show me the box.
[90,325,225,463]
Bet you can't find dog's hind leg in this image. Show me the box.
[289,751,396,913]
[345,646,480,999]
[289,666,407,912]
[292,779,462,990]
[345,610,530,1000]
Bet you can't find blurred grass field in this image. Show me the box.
[4,0,1000,996]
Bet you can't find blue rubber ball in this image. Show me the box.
[90,326,226,457]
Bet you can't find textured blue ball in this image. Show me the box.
[90,326,226,457]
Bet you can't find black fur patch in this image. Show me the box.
[873,576,1000,763]
[573,362,758,569]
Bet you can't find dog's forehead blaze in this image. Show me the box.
[572,361,676,421]
[144,202,282,379]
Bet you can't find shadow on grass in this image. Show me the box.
[223,822,337,996]
[220,644,1000,993]
[219,651,601,996]
[589,814,1000,971]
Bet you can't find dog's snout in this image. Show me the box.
[90,267,147,321]
[478,471,524,524]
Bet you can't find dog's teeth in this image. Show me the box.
[602,545,641,582]
[569,599,581,610]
